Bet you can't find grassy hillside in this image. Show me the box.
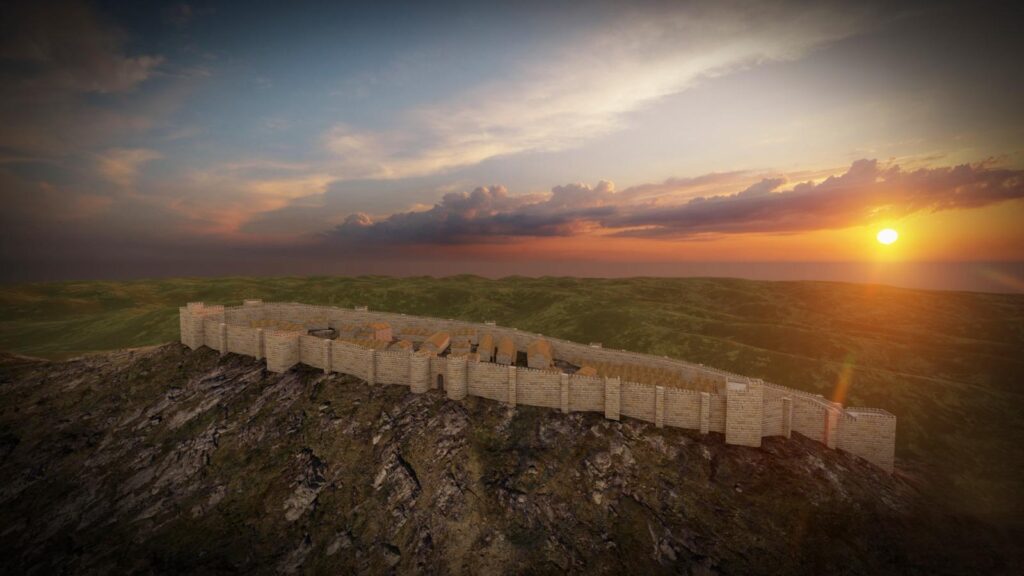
[1,275,1022,528]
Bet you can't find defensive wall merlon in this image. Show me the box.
[179,300,896,472]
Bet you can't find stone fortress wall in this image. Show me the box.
[180,300,896,472]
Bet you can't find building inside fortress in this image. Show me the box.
[180,300,896,472]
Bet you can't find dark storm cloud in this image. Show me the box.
[330,184,618,244]
[0,1,161,94]
[325,160,1024,244]
[0,0,163,156]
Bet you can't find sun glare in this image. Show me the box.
[876,228,899,245]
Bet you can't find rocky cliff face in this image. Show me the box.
[0,345,1015,574]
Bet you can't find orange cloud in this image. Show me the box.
[96,148,162,190]
[323,159,1024,254]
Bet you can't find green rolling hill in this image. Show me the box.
[1,275,1021,533]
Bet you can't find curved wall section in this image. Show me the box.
[445,355,469,400]
[409,352,432,394]
[179,301,896,472]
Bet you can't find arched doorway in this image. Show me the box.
[437,374,444,390]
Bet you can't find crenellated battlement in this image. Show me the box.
[179,301,897,472]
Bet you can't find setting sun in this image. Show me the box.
[877,228,899,245]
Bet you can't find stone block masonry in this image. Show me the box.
[264,330,300,374]
[663,388,701,430]
[203,319,222,353]
[620,380,657,424]
[365,349,376,385]
[604,377,620,421]
[837,408,896,471]
[655,386,665,428]
[725,378,763,448]
[516,367,561,409]
[445,355,468,401]
[507,365,517,406]
[408,352,431,394]
[179,301,896,473]
[375,350,411,386]
[468,360,509,402]
[569,374,604,412]
[699,392,711,435]
[560,373,570,414]
[299,335,328,371]
[782,397,793,439]
[331,340,369,381]
[226,325,260,358]
[824,406,842,450]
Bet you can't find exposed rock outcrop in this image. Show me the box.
[0,345,1016,575]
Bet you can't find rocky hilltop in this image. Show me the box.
[0,345,1015,574]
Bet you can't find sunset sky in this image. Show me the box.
[1,0,1022,290]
